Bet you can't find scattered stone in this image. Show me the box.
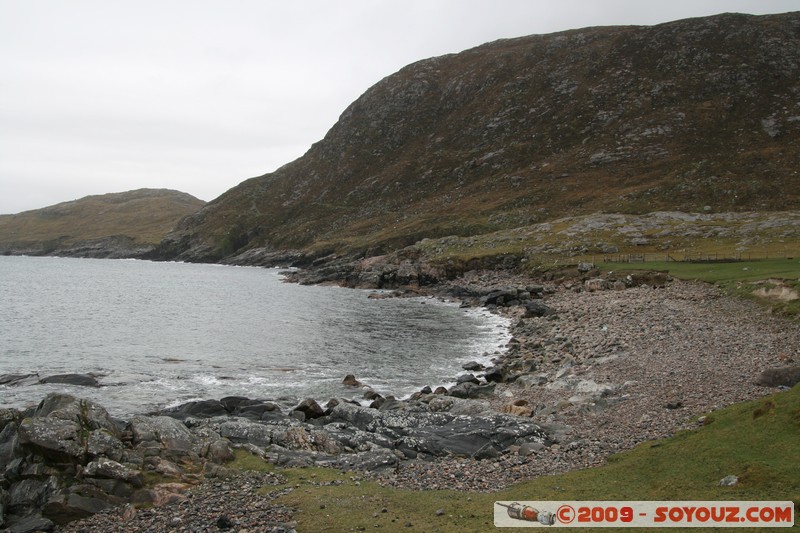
[755,366,800,388]
[216,514,235,529]
[522,301,555,318]
[719,475,739,487]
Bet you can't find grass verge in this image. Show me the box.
[230,384,800,532]
[601,258,800,319]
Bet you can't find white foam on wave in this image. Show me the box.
[191,374,222,386]
[162,396,209,410]
[461,307,512,361]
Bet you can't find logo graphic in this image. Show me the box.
[494,501,793,528]
[496,502,556,525]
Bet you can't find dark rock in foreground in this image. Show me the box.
[0,392,548,530]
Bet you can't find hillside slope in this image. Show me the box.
[0,189,205,258]
[158,12,800,263]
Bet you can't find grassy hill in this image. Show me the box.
[156,12,800,263]
[0,189,205,257]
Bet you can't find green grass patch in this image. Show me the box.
[230,385,800,532]
[602,258,800,319]
[600,258,800,283]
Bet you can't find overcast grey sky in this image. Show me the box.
[1,0,797,214]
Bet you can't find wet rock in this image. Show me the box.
[483,366,506,383]
[0,373,39,387]
[448,382,496,399]
[160,399,228,419]
[462,361,485,371]
[293,398,325,420]
[456,374,480,385]
[343,374,364,387]
[363,390,383,401]
[38,374,100,388]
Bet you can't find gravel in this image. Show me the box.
[55,471,296,533]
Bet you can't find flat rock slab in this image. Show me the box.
[39,374,100,388]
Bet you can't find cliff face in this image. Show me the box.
[0,189,205,258]
[160,12,800,263]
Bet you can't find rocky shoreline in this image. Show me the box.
[2,267,798,532]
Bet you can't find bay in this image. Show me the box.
[0,256,509,417]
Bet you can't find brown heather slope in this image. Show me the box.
[0,189,205,258]
[156,12,800,263]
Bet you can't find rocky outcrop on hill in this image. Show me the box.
[157,12,800,263]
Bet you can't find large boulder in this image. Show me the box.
[481,288,520,307]
[292,398,325,420]
[17,418,84,462]
[217,419,275,448]
[15,395,122,463]
[42,485,119,525]
[7,478,57,521]
[160,399,228,419]
[127,416,195,453]
[33,394,120,437]
[755,366,800,388]
[522,300,556,318]
[323,400,546,460]
[82,458,142,487]
[448,381,496,399]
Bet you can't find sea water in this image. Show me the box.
[0,256,509,417]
